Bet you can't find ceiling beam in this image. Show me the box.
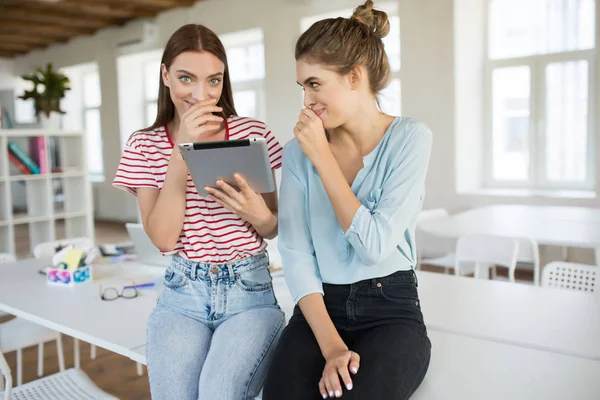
[0,34,57,46]
[0,8,112,29]
[0,42,39,52]
[0,20,94,37]
[12,0,155,19]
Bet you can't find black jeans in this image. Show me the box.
[263,270,431,400]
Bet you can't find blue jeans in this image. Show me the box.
[146,252,285,400]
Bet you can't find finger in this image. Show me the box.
[299,112,311,124]
[318,380,328,399]
[293,126,301,137]
[186,107,224,123]
[204,186,238,209]
[182,98,218,118]
[233,174,254,195]
[338,364,353,392]
[324,375,335,398]
[302,107,318,119]
[349,352,360,375]
[215,179,243,202]
[328,370,342,398]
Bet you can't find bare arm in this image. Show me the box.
[298,293,347,357]
[137,151,188,251]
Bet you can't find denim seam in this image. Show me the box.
[243,312,285,399]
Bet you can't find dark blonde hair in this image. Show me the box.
[295,0,391,95]
[145,24,237,131]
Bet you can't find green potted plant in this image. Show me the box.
[19,63,70,128]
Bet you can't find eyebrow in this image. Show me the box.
[297,76,320,86]
[175,70,224,79]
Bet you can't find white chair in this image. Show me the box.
[33,238,144,377]
[541,262,597,293]
[454,235,519,281]
[0,254,65,389]
[415,208,454,271]
[0,348,118,400]
[423,236,538,284]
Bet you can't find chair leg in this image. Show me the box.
[74,338,80,369]
[16,348,22,386]
[56,334,65,372]
[38,342,44,377]
[136,362,143,376]
[91,344,96,360]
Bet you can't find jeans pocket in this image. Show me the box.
[235,267,273,292]
[163,268,188,290]
[378,282,420,307]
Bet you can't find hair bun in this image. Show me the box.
[351,0,390,39]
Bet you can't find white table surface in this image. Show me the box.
[0,258,163,362]
[412,330,600,400]
[418,204,600,249]
[417,270,600,360]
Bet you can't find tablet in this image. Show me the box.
[178,137,275,197]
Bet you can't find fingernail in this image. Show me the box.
[322,394,327,399]
[335,390,341,397]
[346,383,353,390]
[352,367,358,373]
[329,391,334,397]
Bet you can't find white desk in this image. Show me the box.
[413,330,600,400]
[418,205,600,262]
[417,270,600,361]
[0,258,162,362]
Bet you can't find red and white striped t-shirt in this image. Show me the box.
[113,116,283,263]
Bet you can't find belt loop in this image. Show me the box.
[227,263,235,280]
[412,268,419,287]
[190,262,197,281]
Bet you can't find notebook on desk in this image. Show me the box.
[125,223,172,267]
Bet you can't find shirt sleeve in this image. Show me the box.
[261,123,283,170]
[344,124,433,266]
[112,134,159,196]
[278,145,324,303]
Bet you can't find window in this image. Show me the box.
[485,0,595,190]
[143,58,161,127]
[300,3,401,115]
[220,28,266,120]
[61,63,104,182]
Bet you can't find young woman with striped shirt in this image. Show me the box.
[113,24,284,400]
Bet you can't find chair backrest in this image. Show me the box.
[0,350,13,400]
[33,237,95,259]
[455,235,519,280]
[541,262,597,293]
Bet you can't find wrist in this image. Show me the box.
[313,146,334,171]
[254,212,277,234]
[321,338,348,360]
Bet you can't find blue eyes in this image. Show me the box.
[177,76,221,85]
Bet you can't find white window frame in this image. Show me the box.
[483,1,596,191]
[220,28,266,121]
[81,70,104,182]
[142,57,160,128]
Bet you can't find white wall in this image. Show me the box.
[7,0,600,263]
[0,58,15,90]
